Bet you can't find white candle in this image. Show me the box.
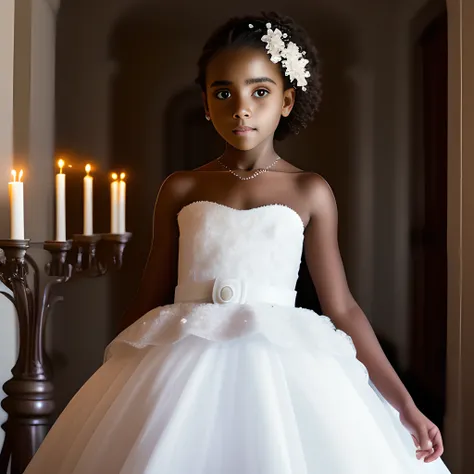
[110,173,119,233]
[8,169,24,240]
[118,172,126,234]
[55,159,66,241]
[83,164,93,235]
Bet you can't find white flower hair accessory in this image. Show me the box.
[258,22,310,92]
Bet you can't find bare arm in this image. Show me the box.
[303,174,416,413]
[117,172,189,333]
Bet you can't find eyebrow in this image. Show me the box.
[210,77,277,88]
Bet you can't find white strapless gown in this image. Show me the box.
[25,201,450,473]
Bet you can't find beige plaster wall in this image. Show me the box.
[0,0,17,451]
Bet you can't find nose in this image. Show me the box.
[232,100,252,120]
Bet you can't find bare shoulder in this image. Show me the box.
[194,160,220,171]
[157,160,224,212]
[296,172,337,218]
[159,158,220,196]
[156,170,199,213]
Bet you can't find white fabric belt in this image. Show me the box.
[174,277,296,307]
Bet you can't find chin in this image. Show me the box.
[216,128,269,151]
[223,134,263,151]
[228,141,258,151]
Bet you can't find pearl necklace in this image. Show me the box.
[217,156,281,181]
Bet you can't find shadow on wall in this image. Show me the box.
[105,3,360,334]
[163,86,224,174]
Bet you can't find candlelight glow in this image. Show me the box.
[85,164,91,175]
[112,172,118,181]
[120,172,126,180]
[58,159,65,173]
[10,169,23,182]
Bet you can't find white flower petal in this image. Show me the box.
[260,27,311,90]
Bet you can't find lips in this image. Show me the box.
[232,126,256,135]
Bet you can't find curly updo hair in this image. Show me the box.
[195,12,322,140]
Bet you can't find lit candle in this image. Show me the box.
[56,159,66,241]
[110,173,119,234]
[119,172,126,234]
[8,169,24,239]
[83,164,93,235]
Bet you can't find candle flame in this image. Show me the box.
[111,172,118,181]
[85,164,91,175]
[10,169,23,182]
[120,172,126,180]
[58,159,65,173]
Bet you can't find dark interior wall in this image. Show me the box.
[53,0,407,412]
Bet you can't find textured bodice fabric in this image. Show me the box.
[176,201,305,290]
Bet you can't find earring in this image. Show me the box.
[205,114,211,121]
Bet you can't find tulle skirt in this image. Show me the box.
[24,302,450,473]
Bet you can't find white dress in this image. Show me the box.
[25,200,450,473]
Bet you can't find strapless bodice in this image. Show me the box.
[176,201,305,292]
[107,199,359,361]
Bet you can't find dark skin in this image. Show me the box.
[120,47,443,463]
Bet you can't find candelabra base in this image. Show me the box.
[0,232,131,474]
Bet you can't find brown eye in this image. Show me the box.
[253,89,269,98]
[215,90,231,100]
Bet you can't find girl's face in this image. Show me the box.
[204,47,295,151]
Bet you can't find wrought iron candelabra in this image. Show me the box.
[0,232,131,474]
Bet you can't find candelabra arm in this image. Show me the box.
[72,235,106,277]
[100,232,132,271]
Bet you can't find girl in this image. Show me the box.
[25,12,450,473]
